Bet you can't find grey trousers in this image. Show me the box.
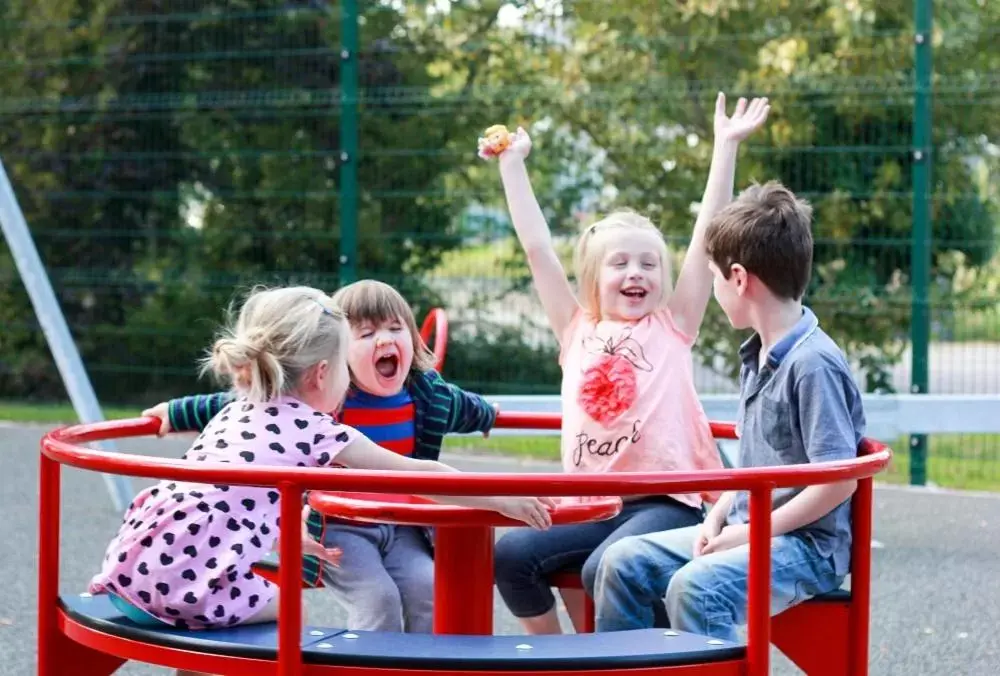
[319,523,434,633]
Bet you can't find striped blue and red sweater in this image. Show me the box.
[340,389,416,457]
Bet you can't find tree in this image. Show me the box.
[0,0,510,402]
[1,0,996,402]
[443,0,999,392]
[0,0,189,399]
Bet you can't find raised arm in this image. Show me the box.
[496,128,579,344]
[669,93,770,337]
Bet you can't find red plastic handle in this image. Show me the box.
[308,492,623,528]
[419,308,448,373]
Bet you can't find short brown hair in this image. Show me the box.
[330,279,437,374]
[704,181,814,300]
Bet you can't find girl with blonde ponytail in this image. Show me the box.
[90,285,553,667]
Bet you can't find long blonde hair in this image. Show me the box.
[573,209,673,317]
[202,285,348,402]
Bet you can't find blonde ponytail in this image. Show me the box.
[201,286,347,402]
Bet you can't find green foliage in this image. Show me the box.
[442,0,1000,392]
[443,315,562,395]
[0,0,998,405]
[0,1,496,401]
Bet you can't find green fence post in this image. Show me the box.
[909,0,932,486]
[339,0,359,286]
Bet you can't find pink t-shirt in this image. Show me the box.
[559,308,722,508]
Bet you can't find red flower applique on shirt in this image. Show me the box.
[577,330,652,427]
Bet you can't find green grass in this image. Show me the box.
[882,434,1000,492]
[443,434,561,459]
[0,401,143,424]
[3,401,997,492]
[947,306,1000,342]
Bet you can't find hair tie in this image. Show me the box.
[307,296,336,318]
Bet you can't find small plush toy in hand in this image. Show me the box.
[477,124,513,160]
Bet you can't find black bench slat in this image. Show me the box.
[303,628,743,670]
[812,588,851,602]
[60,593,744,670]
[60,594,342,660]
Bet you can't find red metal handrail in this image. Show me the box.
[38,415,891,676]
[40,416,889,496]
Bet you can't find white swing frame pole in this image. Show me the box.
[0,157,132,512]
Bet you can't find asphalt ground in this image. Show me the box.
[2,422,998,675]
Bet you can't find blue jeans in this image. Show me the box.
[319,523,434,633]
[593,525,844,642]
[494,496,703,618]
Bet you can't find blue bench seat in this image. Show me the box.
[60,593,744,670]
[60,593,342,660]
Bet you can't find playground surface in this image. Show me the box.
[2,422,998,675]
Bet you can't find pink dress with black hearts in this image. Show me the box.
[89,395,358,629]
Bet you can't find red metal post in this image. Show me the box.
[494,411,562,430]
[37,453,61,676]
[419,308,448,373]
[849,475,874,675]
[746,486,773,676]
[277,483,304,676]
[547,572,595,633]
[770,599,850,675]
[583,594,596,633]
[433,525,495,634]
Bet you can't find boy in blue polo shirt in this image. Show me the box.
[592,181,866,642]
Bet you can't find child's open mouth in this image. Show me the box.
[621,287,647,299]
[375,354,400,379]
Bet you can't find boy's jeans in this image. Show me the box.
[320,523,434,633]
[593,525,843,642]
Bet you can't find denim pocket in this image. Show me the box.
[760,396,793,451]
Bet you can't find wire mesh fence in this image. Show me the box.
[0,1,997,488]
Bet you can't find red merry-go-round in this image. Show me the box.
[38,409,890,676]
